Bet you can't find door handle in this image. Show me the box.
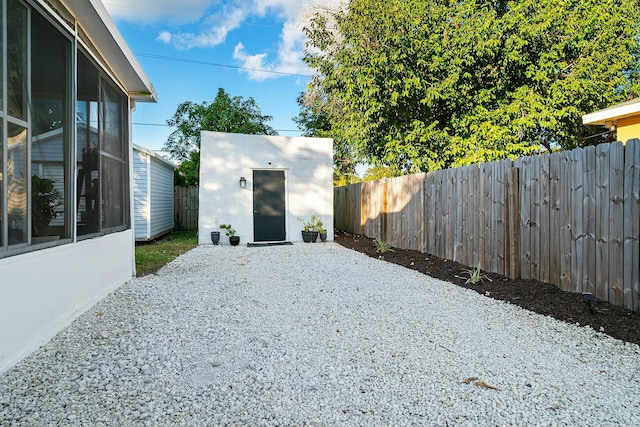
[253,209,260,214]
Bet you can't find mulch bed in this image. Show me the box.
[334,230,640,346]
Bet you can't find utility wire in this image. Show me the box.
[132,122,301,132]
[134,52,312,78]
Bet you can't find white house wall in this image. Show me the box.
[0,231,134,372]
[198,132,334,245]
[0,0,156,373]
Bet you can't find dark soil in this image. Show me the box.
[335,230,640,346]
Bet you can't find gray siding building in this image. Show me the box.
[133,145,175,241]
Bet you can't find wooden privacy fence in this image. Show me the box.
[174,186,199,231]
[334,140,640,312]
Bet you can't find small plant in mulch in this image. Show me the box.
[374,239,394,254]
[456,263,492,285]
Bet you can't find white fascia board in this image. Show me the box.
[582,98,640,125]
[133,144,177,168]
[62,0,157,102]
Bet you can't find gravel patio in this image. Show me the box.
[1,242,639,426]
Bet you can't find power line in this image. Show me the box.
[132,122,301,132]
[134,52,312,78]
[132,122,167,127]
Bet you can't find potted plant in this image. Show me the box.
[220,223,240,246]
[318,228,328,243]
[31,175,62,240]
[298,214,323,243]
[210,230,220,245]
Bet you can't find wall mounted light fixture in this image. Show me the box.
[239,176,247,189]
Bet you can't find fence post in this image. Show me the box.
[382,178,388,242]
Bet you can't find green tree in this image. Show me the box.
[165,88,277,185]
[362,165,402,182]
[293,92,361,186]
[302,0,640,173]
[173,150,199,186]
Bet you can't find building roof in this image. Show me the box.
[65,0,157,102]
[133,144,177,168]
[582,98,640,125]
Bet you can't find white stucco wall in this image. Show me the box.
[198,132,334,245]
[0,231,135,372]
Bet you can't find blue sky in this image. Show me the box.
[104,0,338,156]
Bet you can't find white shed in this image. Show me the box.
[198,132,334,245]
[132,145,176,241]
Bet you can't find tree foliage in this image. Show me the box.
[294,92,361,186]
[165,88,277,185]
[302,0,640,173]
[173,150,200,186]
[362,165,402,182]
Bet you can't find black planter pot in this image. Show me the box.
[229,235,240,246]
[301,230,318,243]
[319,232,327,242]
[211,231,221,245]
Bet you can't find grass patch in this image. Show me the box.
[135,231,198,276]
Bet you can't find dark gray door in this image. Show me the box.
[253,170,286,242]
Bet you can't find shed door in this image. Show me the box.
[253,170,286,242]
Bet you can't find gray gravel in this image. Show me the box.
[1,242,639,426]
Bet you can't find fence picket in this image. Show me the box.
[433,171,445,257]
[460,166,469,266]
[518,157,532,279]
[477,164,485,269]
[530,155,541,281]
[609,142,625,306]
[571,148,585,293]
[548,152,561,286]
[446,169,456,262]
[623,140,640,311]
[582,146,597,295]
[539,155,551,284]
[595,144,610,301]
[496,160,507,276]
[559,151,573,292]
[490,162,500,273]
[471,165,480,267]
[506,166,520,279]
[454,169,463,263]
[425,172,436,255]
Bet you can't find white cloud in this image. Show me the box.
[107,0,343,80]
[168,5,248,49]
[156,31,172,44]
[232,20,308,81]
[231,0,345,81]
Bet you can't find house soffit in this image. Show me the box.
[60,0,157,102]
[582,98,640,125]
